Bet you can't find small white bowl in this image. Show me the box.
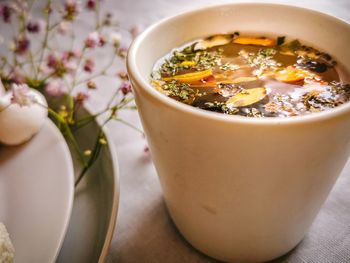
[127,3,350,262]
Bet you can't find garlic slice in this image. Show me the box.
[233,37,276,47]
[194,34,233,50]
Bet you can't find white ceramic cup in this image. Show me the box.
[127,3,350,262]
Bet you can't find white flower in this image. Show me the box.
[85,31,101,48]
[109,32,121,47]
[11,83,37,106]
[129,24,143,39]
[65,61,78,72]
[45,80,66,97]
[58,21,71,35]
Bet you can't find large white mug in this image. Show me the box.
[127,3,350,262]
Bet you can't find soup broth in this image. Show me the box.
[150,33,350,117]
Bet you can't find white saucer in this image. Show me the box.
[0,120,74,263]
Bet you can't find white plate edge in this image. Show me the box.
[46,119,75,263]
[83,105,120,263]
[99,125,120,263]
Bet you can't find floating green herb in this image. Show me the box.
[151,32,350,118]
[160,48,222,76]
[162,80,196,102]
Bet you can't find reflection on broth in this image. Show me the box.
[150,33,350,117]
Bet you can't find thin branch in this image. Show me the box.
[48,108,87,166]
[36,0,52,79]
[75,54,117,86]
[113,118,143,134]
[74,116,110,187]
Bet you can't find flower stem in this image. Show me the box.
[75,117,110,187]
[113,118,143,134]
[48,108,87,166]
[36,0,52,79]
[75,55,116,86]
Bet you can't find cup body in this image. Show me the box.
[127,4,350,262]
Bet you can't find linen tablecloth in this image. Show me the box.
[88,1,350,262]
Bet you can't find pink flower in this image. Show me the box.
[83,58,94,72]
[45,2,53,14]
[65,61,77,73]
[61,50,80,61]
[119,82,132,95]
[103,12,112,26]
[9,1,28,14]
[26,20,44,33]
[0,4,12,23]
[45,80,66,97]
[117,47,127,58]
[74,92,89,105]
[109,32,121,48]
[74,49,82,57]
[14,35,30,55]
[58,21,71,35]
[47,53,58,69]
[61,52,71,61]
[71,49,82,58]
[129,24,143,39]
[8,69,25,84]
[86,0,96,10]
[11,84,37,107]
[143,145,152,161]
[87,80,97,90]
[46,52,78,76]
[85,31,99,48]
[85,31,104,48]
[117,70,128,80]
[99,35,106,46]
[63,0,81,21]
[39,64,51,75]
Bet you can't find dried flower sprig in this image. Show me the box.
[0,0,142,186]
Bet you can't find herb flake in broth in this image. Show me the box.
[151,33,350,117]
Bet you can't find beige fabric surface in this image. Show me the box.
[88,1,350,262]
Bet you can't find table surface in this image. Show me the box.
[85,1,350,262]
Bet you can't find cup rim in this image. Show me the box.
[127,2,350,126]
